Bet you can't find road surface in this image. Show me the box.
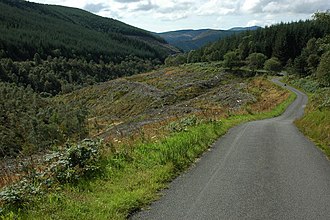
[132,79,330,220]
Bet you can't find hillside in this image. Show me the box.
[58,64,288,141]
[228,26,260,31]
[0,62,288,159]
[0,0,178,62]
[157,26,260,52]
[0,0,181,95]
[0,63,293,219]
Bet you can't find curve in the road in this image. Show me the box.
[132,79,330,220]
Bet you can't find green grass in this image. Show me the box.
[295,93,330,158]
[296,109,330,158]
[11,87,296,220]
[284,77,330,158]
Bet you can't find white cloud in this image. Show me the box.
[246,18,276,27]
[246,19,261,26]
[132,1,158,12]
[197,0,238,16]
[240,0,262,13]
[28,0,330,32]
[114,0,140,3]
[262,1,283,13]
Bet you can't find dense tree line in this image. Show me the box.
[186,15,330,64]
[0,82,88,157]
[167,11,330,85]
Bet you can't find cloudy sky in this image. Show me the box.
[29,0,330,32]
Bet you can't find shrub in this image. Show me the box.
[168,115,198,132]
[0,178,42,209]
[246,53,267,71]
[52,139,103,183]
[264,57,282,73]
[223,51,239,70]
[0,139,103,210]
[165,54,187,66]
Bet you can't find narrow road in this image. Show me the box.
[132,79,330,220]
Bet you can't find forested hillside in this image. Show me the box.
[0,0,179,95]
[0,0,174,62]
[183,15,329,64]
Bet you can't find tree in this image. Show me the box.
[313,10,330,25]
[293,55,308,76]
[264,57,282,73]
[316,51,330,86]
[187,50,201,63]
[165,54,187,66]
[0,63,7,81]
[307,54,320,74]
[238,35,252,60]
[34,53,42,65]
[223,51,239,69]
[0,49,6,59]
[246,53,267,71]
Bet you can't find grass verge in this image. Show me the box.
[2,83,296,220]
[296,109,330,158]
[284,77,330,159]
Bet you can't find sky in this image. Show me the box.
[29,0,330,32]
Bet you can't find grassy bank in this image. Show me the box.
[6,83,296,220]
[287,77,330,158]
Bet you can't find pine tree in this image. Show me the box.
[316,51,330,86]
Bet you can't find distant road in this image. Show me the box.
[132,79,330,220]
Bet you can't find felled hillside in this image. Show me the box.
[58,64,289,140]
[0,63,291,218]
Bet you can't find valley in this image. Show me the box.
[157,26,260,52]
[0,0,329,219]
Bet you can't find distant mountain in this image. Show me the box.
[157,26,261,52]
[228,26,261,31]
[0,0,178,62]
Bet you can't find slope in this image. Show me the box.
[0,0,178,62]
[57,64,289,142]
[1,63,295,220]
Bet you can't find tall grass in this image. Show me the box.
[296,109,330,157]
[285,76,330,158]
[10,89,296,220]
[295,91,330,158]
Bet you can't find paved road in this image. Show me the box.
[132,79,330,220]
